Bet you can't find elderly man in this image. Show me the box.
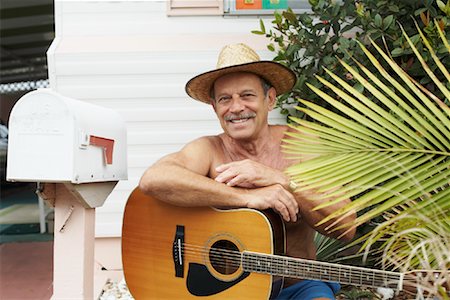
[139,43,356,300]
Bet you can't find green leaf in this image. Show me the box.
[259,18,266,33]
[251,30,264,35]
[282,10,298,26]
[382,15,394,30]
[388,5,399,13]
[391,48,404,57]
[274,11,282,24]
[437,0,446,12]
[285,44,300,57]
[353,82,364,93]
[374,14,382,27]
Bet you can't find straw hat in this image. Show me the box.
[185,43,297,104]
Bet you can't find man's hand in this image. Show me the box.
[215,159,297,222]
[241,185,299,222]
[215,159,289,189]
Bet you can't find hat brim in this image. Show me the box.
[185,61,296,104]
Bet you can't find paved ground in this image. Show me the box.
[0,241,53,300]
[1,183,54,299]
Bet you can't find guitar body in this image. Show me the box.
[122,188,286,299]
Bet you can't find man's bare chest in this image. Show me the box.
[209,148,289,179]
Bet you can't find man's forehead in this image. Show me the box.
[217,71,260,81]
[213,72,262,90]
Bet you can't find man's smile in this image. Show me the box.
[225,113,256,124]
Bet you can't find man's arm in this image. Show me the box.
[293,188,356,241]
[213,159,356,241]
[139,137,299,222]
[139,137,240,207]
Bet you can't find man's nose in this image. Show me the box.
[229,94,244,112]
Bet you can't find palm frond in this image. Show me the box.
[284,24,450,274]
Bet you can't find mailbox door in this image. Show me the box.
[7,93,74,182]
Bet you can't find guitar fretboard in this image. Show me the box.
[242,251,403,290]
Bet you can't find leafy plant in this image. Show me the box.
[283,23,449,298]
[253,0,450,118]
[314,232,345,262]
[337,287,379,300]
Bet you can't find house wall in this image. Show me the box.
[47,0,286,272]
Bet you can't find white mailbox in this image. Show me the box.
[7,89,127,184]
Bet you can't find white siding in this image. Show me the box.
[48,0,287,238]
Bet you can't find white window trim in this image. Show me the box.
[167,0,224,16]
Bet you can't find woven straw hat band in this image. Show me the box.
[216,43,261,68]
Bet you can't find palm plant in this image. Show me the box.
[283,22,449,298]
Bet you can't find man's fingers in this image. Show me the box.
[256,185,298,222]
[215,163,231,173]
[215,174,227,183]
[226,175,243,186]
[216,161,242,173]
[215,160,279,188]
[240,183,299,222]
[215,168,237,183]
[279,190,298,222]
[274,202,291,222]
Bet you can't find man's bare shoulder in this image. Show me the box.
[176,135,224,163]
[269,124,290,140]
[155,135,222,175]
[270,124,289,131]
[186,135,223,150]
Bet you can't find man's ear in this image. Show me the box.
[210,98,217,111]
[267,87,277,111]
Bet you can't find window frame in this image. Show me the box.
[167,0,311,16]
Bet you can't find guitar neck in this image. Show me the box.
[242,251,404,290]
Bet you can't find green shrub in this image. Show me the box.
[253,0,450,119]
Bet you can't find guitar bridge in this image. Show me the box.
[173,225,184,278]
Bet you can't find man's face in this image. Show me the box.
[212,72,276,141]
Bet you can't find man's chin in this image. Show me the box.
[221,122,257,140]
[225,130,254,141]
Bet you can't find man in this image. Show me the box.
[139,43,356,299]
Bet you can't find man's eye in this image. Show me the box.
[217,97,230,103]
[241,93,255,98]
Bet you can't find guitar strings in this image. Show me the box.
[178,242,401,286]
[150,238,400,281]
[182,242,242,268]
[142,237,401,286]
[143,239,401,287]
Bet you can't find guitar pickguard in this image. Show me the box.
[187,263,250,296]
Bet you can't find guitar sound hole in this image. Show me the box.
[209,240,240,275]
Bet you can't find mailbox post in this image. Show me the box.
[7,89,128,300]
[39,182,117,299]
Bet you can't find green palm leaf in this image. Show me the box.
[284,24,450,275]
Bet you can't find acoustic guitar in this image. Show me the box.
[122,188,417,299]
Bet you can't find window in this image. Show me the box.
[167,0,309,16]
[225,0,310,15]
[167,0,224,16]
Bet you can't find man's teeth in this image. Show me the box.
[230,118,249,123]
